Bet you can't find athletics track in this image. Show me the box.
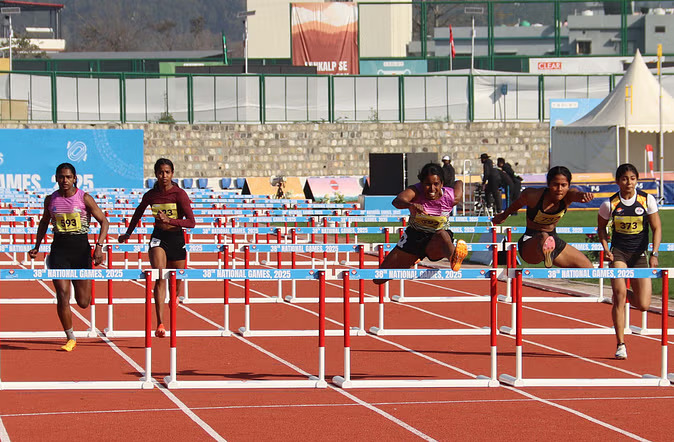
[0,201,673,440]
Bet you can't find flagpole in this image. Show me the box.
[658,44,664,202]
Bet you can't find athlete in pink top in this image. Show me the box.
[375,162,468,284]
[29,163,109,352]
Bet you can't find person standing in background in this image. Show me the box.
[480,153,502,214]
[497,157,522,204]
[441,155,455,187]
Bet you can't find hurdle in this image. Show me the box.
[333,268,500,388]
[499,268,670,387]
[368,267,499,336]
[163,270,328,389]
[0,269,154,390]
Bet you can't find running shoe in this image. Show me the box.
[61,339,76,352]
[450,240,468,272]
[615,343,627,360]
[542,235,555,268]
[155,324,166,338]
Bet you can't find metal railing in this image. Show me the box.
[2,70,673,124]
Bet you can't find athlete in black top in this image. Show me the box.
[493,166,594,268]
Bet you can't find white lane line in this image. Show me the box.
[505,386,652,441]
[178,304,435,441]
[4,395,674,418]
[0,416,10,442]
[7,259,226,442]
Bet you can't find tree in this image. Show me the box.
[7,35,48,59]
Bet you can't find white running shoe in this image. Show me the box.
[615,343,627,360]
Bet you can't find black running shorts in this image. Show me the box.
[150,228,186,262]
[48,234,92,269]
[395,226,454,261]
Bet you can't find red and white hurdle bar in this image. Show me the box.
[500,267,671,387]
[0,268,155,390]
[163,269,328,389]
[333,268,500,388]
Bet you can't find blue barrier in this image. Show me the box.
[174,268,319,280]
[197,178,209,189]
[220,178,232,189]
[235,177,246,189]
[182,178,194,189]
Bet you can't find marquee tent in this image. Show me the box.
[550,50,674,174]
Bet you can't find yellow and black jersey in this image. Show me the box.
[526,188,567,226]
[609,189,650,253]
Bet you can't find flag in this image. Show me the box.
[449,25,456,59]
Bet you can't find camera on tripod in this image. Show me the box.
[473,183,492,215]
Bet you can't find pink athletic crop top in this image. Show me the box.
[49,188,90,235]
[408,183,455,232]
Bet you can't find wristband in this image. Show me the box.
[651,251,659,258]
[96,243,104,248]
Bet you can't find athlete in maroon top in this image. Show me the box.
[118,158,195,338]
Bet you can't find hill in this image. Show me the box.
[18,0,246,53]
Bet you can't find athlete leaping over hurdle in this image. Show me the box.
[29,163,110,352]
[492,166,594,269]
[374,162,468,285]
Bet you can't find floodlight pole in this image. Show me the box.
[237,10,256,74]
[1,7,21,71]
[464,7,483,72]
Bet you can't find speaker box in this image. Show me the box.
[368,153,439,195]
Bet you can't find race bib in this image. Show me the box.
[152,203,178,219]
[54,212,81,233]
[532,211,563,225]
[614,215,643,235]
[412,214,448,231]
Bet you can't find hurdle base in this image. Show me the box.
[369,326,490,336]
[138,377,155,389]
[0,381,152,390]
[220,328,232,337]
[284,295,380,304]
[668,373,674,383]
[237,328,360,337]
[103,328,115,337]
[86,328,98,338]
[164,375,179,389]
[331,377,498,389]
[161,378,326,389]
[500,373,668,387]
[392,295,491,303]
[308,376,328,388]
[499,326,621,336]
[629,325,658,335]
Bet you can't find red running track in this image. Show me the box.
[0,252,673,441]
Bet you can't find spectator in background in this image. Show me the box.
[441,155,455,187]
[497,157,522,206]
[480,153,502,213]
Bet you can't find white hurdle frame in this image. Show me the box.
[500,268,670,387]
[333,269,500,388]
[163,270,328,389]
[0,269,155,390]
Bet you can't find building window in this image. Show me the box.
[655,26,666,33]
[577,41,591,55]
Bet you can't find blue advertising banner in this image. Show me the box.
[0,129,143,190]
[549,99,602,127]
[359,60,428,75]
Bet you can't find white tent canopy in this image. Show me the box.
[551,50,674,173]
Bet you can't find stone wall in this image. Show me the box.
[1,122,550,179]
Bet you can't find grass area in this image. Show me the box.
[354,210,673,298]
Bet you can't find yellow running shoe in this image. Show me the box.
[61,339,76,352]
[450,240,468,272]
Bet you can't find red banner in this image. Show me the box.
[291,2,359,75]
